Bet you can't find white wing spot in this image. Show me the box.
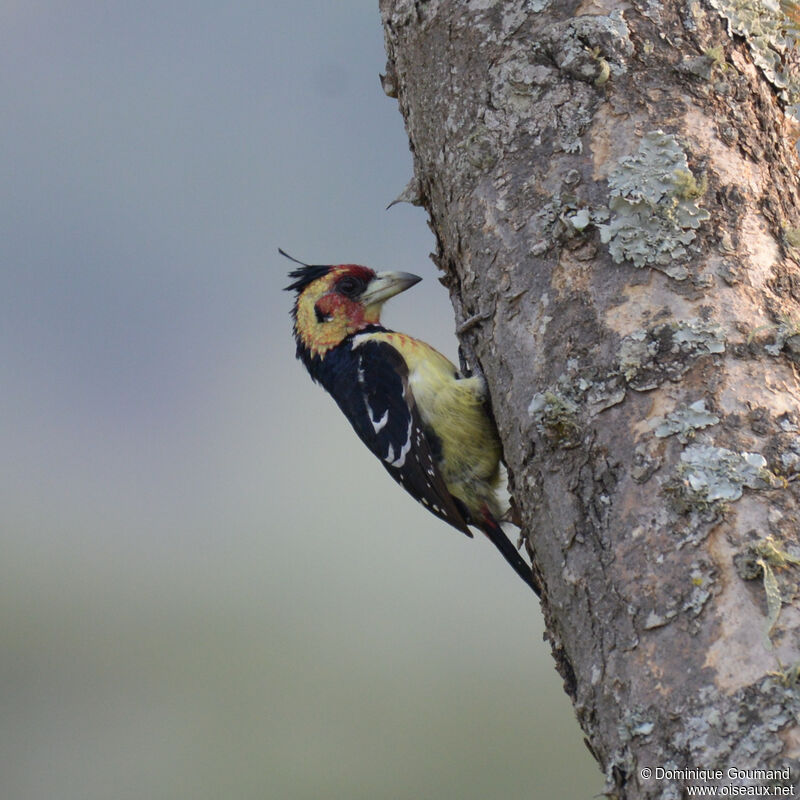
[371,408,389,434]
[364,396,389,434]
[389,420,413,468]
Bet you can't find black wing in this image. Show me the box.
[322,337,472,537]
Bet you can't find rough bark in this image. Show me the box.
[381,1,800,797]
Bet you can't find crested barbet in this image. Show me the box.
[283,249,538,594]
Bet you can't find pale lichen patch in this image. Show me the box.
[708,0,800,116]
[679,445,772,502]
[598,131,711,278]
[651,400,721,441]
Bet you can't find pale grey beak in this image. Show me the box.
[360,271,422,307]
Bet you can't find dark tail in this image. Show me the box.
[478,508,541,596]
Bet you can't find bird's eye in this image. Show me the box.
[337,276,363,297]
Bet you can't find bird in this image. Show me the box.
[282,249,539,595]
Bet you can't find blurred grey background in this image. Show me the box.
[0,3,601,798]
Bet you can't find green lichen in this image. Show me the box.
[737,536,800,646]
[528,390,582,447]
[709,0,800,117]
[755,534,800,569]
[590,47,611,86]
[651,399,721,442]
[770,659,800,687]
[673,169,708,201]
[598,131,711,279]
[783,225,800,248]
[760,556,783,643]
[704,44,727,70]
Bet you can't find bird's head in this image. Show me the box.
[283,251,421,359]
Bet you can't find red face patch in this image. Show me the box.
[315,292,366,326]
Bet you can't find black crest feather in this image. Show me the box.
[279,248,331,293]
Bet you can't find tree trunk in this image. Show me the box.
[380,1,800,796]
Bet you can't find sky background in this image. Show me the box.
[1,3,601,798]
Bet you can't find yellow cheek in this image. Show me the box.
[309,318,351,356]
[296,298,356,357]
